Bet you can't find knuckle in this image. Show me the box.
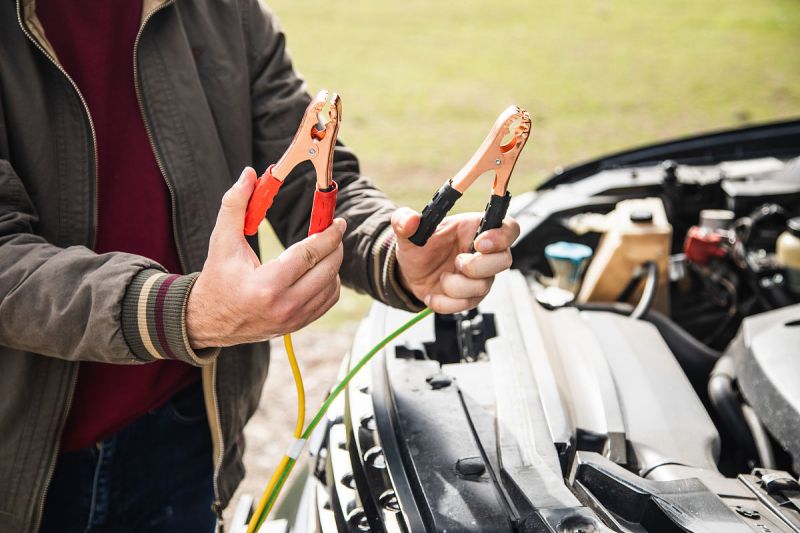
[252,279,276,302]
[259,286,278,305]
[325,263,339,281]
[333,279,341,299]
[287,317,303,332]
[302,245,321,270]
[440,272,454,290]
[501,250,513,269]
[220,188,238,209]
[331,274,341,292]
[271,302,293,324]
[461,258,478,278]
[480,278,493,296]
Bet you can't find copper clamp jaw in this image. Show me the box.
[409,105,532,247]
[450,105,531,196]
[270,90,342,190]
[244,90,343,236]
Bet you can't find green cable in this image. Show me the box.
[254,307,434,530]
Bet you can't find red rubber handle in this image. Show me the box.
[244,165,283,236]
[307,181,338,236]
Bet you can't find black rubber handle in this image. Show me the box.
[471,192,511,252]
[409,183,462,246]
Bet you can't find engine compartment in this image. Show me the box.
[512,154,800,351]
[281,121,800,533]
[509,146,800,480]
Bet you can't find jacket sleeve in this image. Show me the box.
[243,0,423,312]
[0,158,217,365]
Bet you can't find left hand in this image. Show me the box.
[391,207,520,314]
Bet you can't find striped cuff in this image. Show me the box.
[121,269,220,365]
[369,226,426,312]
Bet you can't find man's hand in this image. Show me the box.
[186,168,344,349]
[392,208,520,314]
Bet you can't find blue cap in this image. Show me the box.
[544,241,593,263]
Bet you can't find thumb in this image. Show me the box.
[391,207,422,242]
[209,167,257,253]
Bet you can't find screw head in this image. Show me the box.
[456,456,486,477]
[364,446,387,469]
[425,373,452,390]
[360,414,376,431]
[559,515,599,533]
[340,472,356,489]
[379,490,401,512]
[308,148,317,156]
[734,505,760,519]
[495,158,501,165]
[346,508,370,531]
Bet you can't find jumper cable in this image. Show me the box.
[242,90,342,533]
[246,105,531,532]
[409,105,531,248]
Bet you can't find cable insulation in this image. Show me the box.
[246,334,305,533]
[250,307,433,530]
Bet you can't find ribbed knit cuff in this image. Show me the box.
[369,226,426,312]
[121,269,220,365]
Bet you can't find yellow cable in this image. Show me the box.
[247,333,305,533]
[284,334,305,439]
[249,308,434,529]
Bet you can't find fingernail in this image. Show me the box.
[476,238,493,253]
[423,294,431,306]
[455,256,464,271]
[237,168,249,185]
[334,218,346,233]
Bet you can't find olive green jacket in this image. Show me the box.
[0,0,417,530]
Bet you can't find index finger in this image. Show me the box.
[473,217,520,254]
[261,218,346,287]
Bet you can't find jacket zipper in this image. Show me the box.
[132,2,226,527]
[15,2,96,531]
[14,3,100,247]
[32,368,79,533]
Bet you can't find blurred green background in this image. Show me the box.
[262,0,800,327]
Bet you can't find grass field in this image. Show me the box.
[261,0,800,326]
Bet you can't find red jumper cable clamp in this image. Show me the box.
[243,90,343,237]
[408,105,532,249]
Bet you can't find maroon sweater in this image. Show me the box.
[38,0,199,452]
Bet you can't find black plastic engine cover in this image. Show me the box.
[734,303,800,474]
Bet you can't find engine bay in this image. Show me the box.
[283,121,800,533]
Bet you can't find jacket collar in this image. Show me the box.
[17,0,170,64]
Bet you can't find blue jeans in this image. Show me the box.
[40,381,216,533]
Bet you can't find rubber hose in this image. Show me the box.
[708,355,759,460]
[742,403,776,469]
[631,262,658,320]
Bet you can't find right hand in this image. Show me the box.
[186,167,344,349]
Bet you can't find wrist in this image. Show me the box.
[387,241,427,311]
[185,273,225,350]
[121,269,219,365]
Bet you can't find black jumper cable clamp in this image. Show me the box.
[408,105,532,249]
